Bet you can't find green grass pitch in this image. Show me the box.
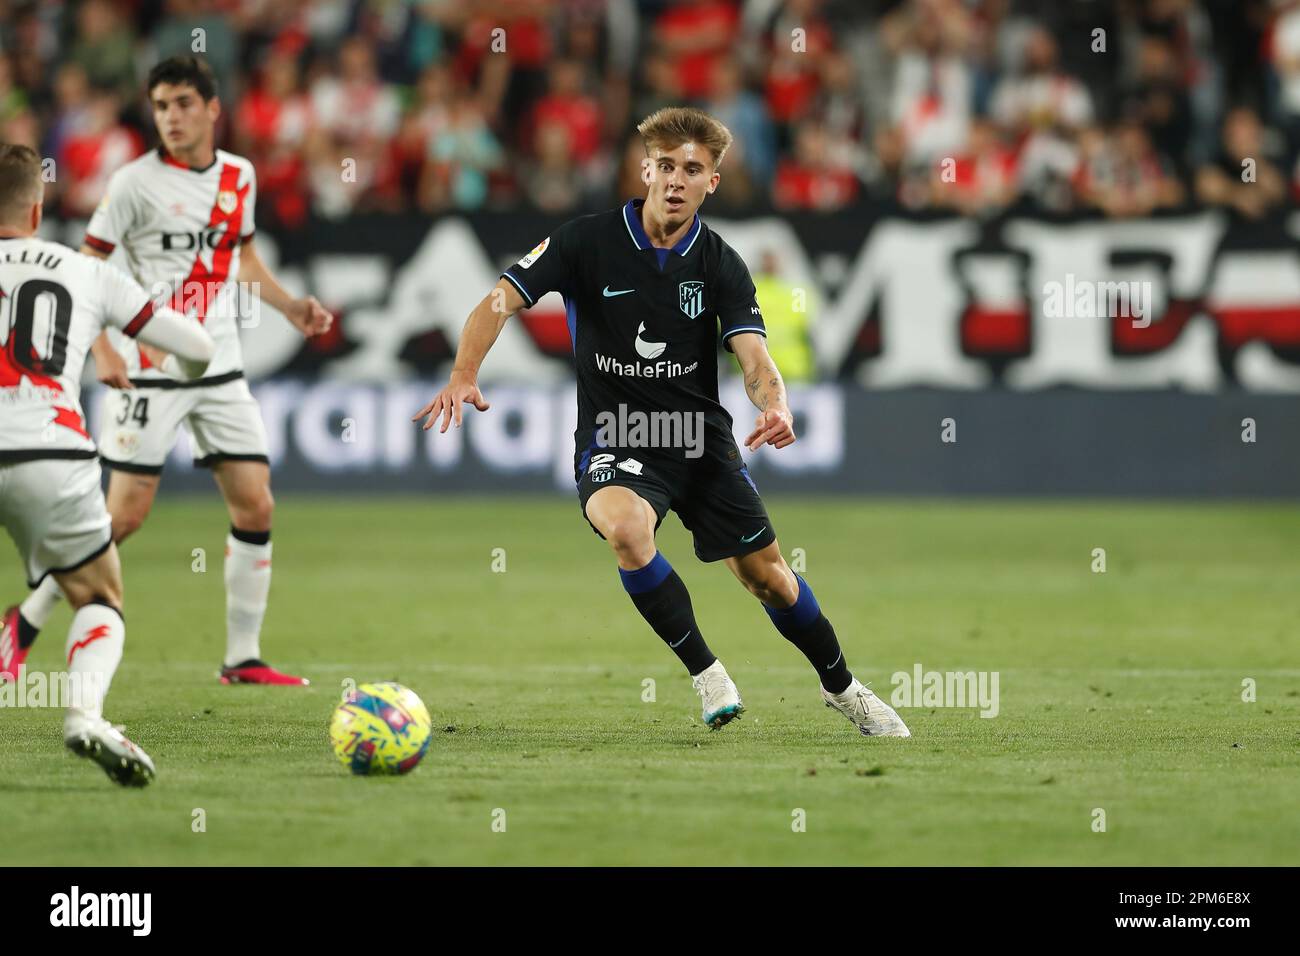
[2,497,1297,866]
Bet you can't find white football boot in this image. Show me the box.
[691,659,744,729]
[65,717,157,787]
[822,678,911,737]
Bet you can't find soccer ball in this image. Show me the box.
[329,682,433,776]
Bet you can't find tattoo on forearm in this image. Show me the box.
[745,363,785,413]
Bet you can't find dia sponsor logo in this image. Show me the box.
[890,664,1000,718]
[49,886,151,936]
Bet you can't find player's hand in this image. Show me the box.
[285,296,333,337]
[412,371,491,432]
[139,343,170,370]
[94,345,133,390]
[745,408,796,451]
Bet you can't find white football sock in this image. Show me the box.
[62,603,124,736]
[20,574,65,630]
[224,533,271,667]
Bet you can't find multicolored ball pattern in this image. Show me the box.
[329,682,432,776]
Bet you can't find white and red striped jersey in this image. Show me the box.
[84,147,256,382]
[0,236,156,460]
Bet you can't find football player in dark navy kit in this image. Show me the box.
[415,108,909,738]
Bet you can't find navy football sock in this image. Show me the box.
[619,552,716,676]
[17,612,38,650]
[764,575,853,693]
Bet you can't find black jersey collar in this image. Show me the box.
[623,199,701,257]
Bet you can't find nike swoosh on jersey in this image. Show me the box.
[602,286,635,297]
[740,527,767,543]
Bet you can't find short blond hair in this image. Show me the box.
[0,143,43,224]
[636,107,734,169]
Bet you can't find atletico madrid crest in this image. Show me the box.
[679,280,704,320]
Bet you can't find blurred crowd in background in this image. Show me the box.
[0,0,1296,230]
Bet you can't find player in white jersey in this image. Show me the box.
[1,57,332,688]
[0,143,217,785]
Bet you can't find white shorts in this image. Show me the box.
[98,373,270,474]
[0,457,113,587]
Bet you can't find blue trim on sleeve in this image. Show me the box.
[500,270,534,307]
[722,325,767,340]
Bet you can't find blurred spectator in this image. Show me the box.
[235,52,314,228]
[1122,37,1193,176]
[931,117,1019,216]
[1,7,55,103]
[235,53,313,156]
[59,90,144,218]
[453,4,552,142]
[889,6,973,163]
[530,59,602,165]
[152,0,239,98]
[69,0,139,107]
[522,120,583,213]
[0,54,29,126]
[990,27,1092,138]
[816,51,867,156]
[705,57,775,187]
[1075,120,1183,217]
[1196,107,1286,220]
[0,107,40,151]
[42,64,93,216]
[633,51,683,124]
[653,0,741,101]
[760,0,835,135]
[1129,0,1219,168]
[307,37,401,216]
[379,63,455,214]
[311,37,401,148]
[773,120,859,211]
[419,93,504,212]
[992,26,1093,212]
[560,7,635,145]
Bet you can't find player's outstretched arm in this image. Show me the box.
[134,306,216,381]
[732,332,796,451]
[238,238,333,337]
[413,277,526,433]
[80,242,134,389]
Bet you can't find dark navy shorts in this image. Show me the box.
[576,449,776,562]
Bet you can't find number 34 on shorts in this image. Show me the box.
[114,392,151,429]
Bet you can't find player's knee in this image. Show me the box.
[66,583,123,613]
[605,514,654,561]
[111,507,148,543]
[93,588,123,614]
[742,563,797,607]
[233,488,274,531]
